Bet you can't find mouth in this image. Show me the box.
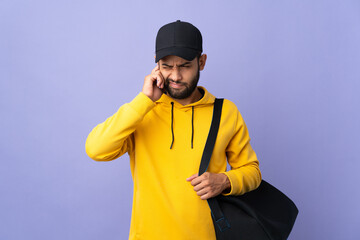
[169,81,185,89]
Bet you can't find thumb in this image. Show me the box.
[186,173,199,182]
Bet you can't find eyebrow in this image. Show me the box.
[162,62,192,67]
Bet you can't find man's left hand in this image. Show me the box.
[186,172,231,200]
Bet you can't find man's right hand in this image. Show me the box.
[142,65,165,102]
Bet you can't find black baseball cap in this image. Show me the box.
[155,20,202,63]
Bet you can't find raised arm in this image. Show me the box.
[85,65,165,161]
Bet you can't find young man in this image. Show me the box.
[85,20,261,240]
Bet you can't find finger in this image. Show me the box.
[193,182,206,192]
[155,73,163,88]
[190,175,205,186]
[156,71,165,88]
[199,172,210,179]
[200,192,213,200]
[186,173,198,182]
[157,72,164,88]
[155,64,160,71]
[150,72,162,86]
[151,65,159,74]
[196,187,208,197]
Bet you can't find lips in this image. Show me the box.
[169,81,184,89]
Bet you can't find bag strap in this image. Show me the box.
[198,98,231,233]
[198,98,224,175]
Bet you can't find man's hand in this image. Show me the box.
[142,65,165,102]
[186,172,231,200]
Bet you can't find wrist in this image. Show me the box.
[142,92,153,102]
[221,173,231,193]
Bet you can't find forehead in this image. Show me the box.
[160,55,194,64]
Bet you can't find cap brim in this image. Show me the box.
[155,47,199,63]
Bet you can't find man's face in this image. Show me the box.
[159,55,200,99]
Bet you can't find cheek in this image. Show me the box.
[187,65,198,74]
[184,69,197,78]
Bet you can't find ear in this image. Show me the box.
[198,54,207,71]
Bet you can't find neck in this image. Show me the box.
[169,88,202,106]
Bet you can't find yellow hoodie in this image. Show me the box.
[85,87,261,240]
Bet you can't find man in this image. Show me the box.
[85,20,261,240]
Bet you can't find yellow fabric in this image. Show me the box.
[85,87,261,240]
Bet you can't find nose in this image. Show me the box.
[170,67,182,81]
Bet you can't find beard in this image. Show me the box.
[164,70,200,99]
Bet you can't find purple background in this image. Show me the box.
[1,0,359,239]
